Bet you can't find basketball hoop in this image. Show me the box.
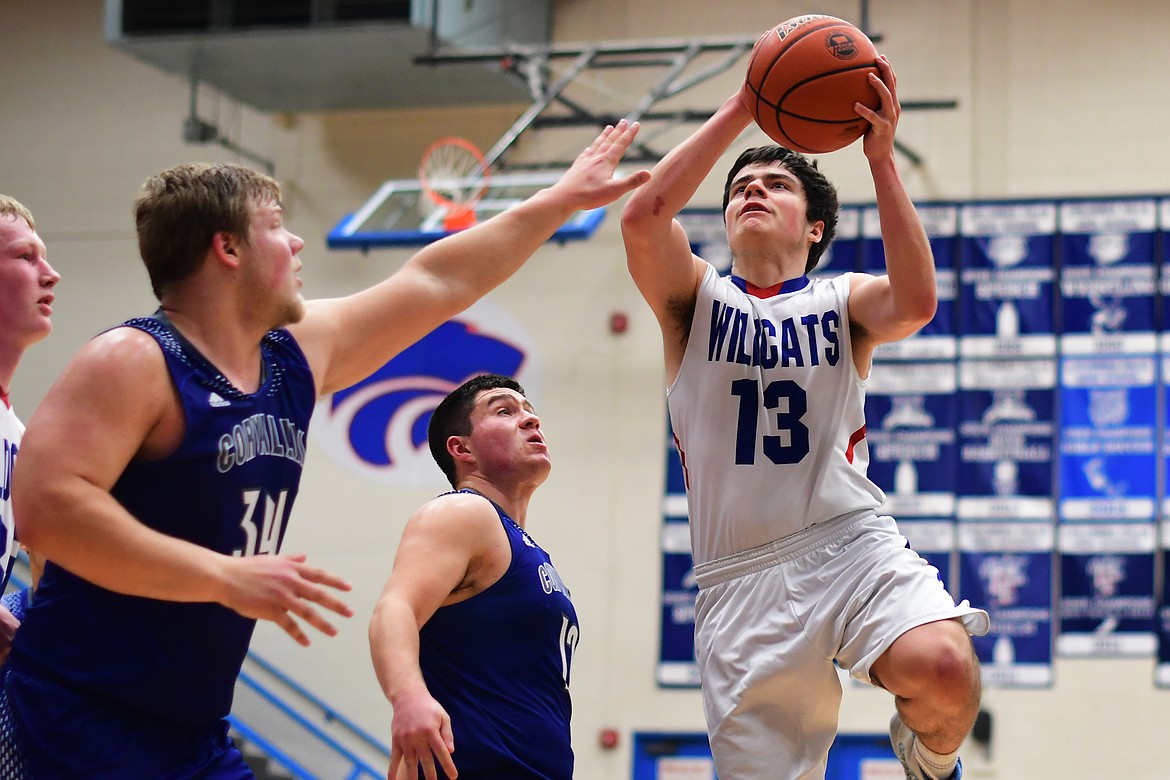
[419,136,491,231]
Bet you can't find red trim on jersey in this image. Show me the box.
[673,434,691,490]
[0,388,8,409]
[729,274,811,299]
[845,425,866,464]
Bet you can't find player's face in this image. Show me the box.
[240,201,306,328]
[724,161,822,251]
[0,215,59,355]
[465,388,551,483]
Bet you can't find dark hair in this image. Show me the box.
[134,163,282,299]
[721,146,839,273]
[428,374,525,487]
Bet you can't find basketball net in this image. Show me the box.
[418,137,491,232]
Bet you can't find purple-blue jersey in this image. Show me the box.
[418,491,578,779]
[7,314,315,731]
[0,400,25,595]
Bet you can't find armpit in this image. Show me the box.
[665,295,696,346]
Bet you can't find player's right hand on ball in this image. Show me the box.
[219,552,353,646]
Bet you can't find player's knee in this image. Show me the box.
[916,630,979,704]
[884,623,977,696]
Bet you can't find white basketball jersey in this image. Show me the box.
[668,265,884,565]
[0,400,24,590]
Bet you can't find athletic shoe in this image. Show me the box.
[889,713,963,780]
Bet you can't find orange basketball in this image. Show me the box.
[744,15,881,154]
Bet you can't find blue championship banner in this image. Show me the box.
[866,203,959,361]
[866,361,959,585]
[1159,353,1170,685]
[1057,355,1156,656]
[956,359,1057,521]
[1057,523,1156,657]
[1058,198,1157,355]
[1163,198,1170,341]
[959,201,1057,359]
[901,520,957,593]
[866,362,958,518]
[959,521,1055,687]
[813,205,860,276]
[677,209,732,274]
[658,419,699,687]
[1058,356,1158,522]
[1157,518,1170,686]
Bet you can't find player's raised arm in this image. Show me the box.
[621,91,754,380]
[846,56,937,357]
[295,121,650,397]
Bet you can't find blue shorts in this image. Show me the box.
[0,666,254,779]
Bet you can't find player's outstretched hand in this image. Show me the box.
[388,685,458,780]
[220,552,353,646]
[552,119,651,211]
[855,55,900,161]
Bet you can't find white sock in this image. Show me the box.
[913,739,959,780]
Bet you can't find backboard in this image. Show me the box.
[328,171,607,250]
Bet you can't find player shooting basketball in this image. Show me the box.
[620,51,987,780]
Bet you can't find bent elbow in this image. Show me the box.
[911,293,938,329]
[11,476,75,557]
[12,492,50,553]
[620,194,661,237]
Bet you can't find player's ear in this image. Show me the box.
[211,231,242,266]
[447,435,474,464]
[808,219,824,243]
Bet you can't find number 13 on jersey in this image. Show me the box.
[731,378,810,465]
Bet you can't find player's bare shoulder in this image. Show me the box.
[407,492,506,555]
[411,491,512,600]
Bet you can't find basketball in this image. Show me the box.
[744,15,881,154]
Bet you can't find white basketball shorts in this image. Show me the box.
[692,509,988,780]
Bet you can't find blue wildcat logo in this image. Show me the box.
[312,306,537,486]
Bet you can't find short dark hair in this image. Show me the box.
[428,374,525,488]
[133,163,282,300]
[721,146,839,274]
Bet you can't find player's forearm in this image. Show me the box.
[14,476,230,602]
[369,595,429,705]
[624,94,752,226]
[404,190,574,312]
[869,155,937,325]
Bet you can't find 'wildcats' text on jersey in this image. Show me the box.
[669,267,885,565]
[706,298,842,369]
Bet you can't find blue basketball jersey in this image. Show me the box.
[7,314,316,734]
[418,491,578,780]
[0,400,25,595]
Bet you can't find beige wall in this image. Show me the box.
[3,1,1169,777]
